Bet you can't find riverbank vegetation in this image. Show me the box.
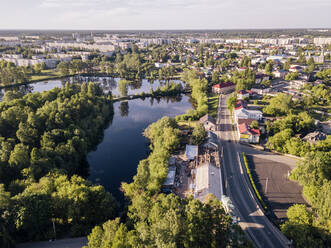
[281,151,331,247]
[176,69,209,121]
[0,61,29,86]
[0,83,117,245]
[84,116,250,248]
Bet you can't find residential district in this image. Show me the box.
[0,30,330,248]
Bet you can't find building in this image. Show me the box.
[195,162,222,201]
[302,131,327,145]
[319,120,331,135]
[237,123,260,144]
[162,166,177,190]
[234,100,248,110]
[290,80,308,89]
[251,85,271,95]
[185,145,198,161]
[212,82,235,94]
[313,37,331,46]
[234,108,263,122]
[204,131,219,150]
[273,69,287,79]
[237,90,250,99]
[289,65,303,73]
[199,114,217,131]
[255,73,270,84]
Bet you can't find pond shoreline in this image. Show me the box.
[0,73,183,90]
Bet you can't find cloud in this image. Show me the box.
[1,0,330,29]
[40,0,103,8]
[40,0,221,10]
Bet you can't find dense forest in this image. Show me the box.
[0,83,117,246]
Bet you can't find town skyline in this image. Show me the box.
[1,0,331,30]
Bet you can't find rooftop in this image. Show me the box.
[199,114,216,125]
[195,162,222,201]
[185,145,198,160]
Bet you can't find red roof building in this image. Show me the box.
[237,123,260,144]
[212,82,235,94]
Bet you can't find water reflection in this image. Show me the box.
[0,76,192,203]
[119,101,129,117]
[0,76,185,100]
[88,95,192,202]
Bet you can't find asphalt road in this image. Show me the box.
[216,95,290,248]
[17,237,87,248]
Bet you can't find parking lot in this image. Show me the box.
[245,153,306,220]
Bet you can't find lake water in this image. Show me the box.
[0,76,183,100]
[0,77,192,202]
[87,95,192,201]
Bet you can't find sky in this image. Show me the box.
[0,0,330,30]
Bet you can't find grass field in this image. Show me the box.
[177,120,199,128]
[207,94,219,119]
[29,69,62,81]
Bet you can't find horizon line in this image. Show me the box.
[0,27,330,32]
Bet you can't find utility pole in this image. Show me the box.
[52,219,56,241]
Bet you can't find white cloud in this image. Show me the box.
[1,0,330,29]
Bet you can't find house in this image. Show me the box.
[289,65,303,72]
[319,120,331,135]
[290,80,308,89]
[237,123,260,144]
[234,108,263,122]
[273,69,287,79]
[302,131,327,145]
[237,90,250,99]
[163,166,177,190]
[251,85,271,95]
[212,82,235,94]
[199,114,217,131]
[237,118,255,126]
[155,62,166,68]
[195,162,222,201]
[203,131,219,150]
[185,145,198,161]
[255,73,270,84]
[238,66,247,72]
[234,100,248,110]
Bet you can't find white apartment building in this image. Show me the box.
[313,37,331,46]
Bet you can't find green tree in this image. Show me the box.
[191,124,207,145]
[250,120,259,129]
[226,94,237,113]
[117,79,129,97]
[285,72,299,81]
[263,93,292,116]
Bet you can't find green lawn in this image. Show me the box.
[177,120,199,128]
[207,94,219,119]
[29,69,62,81]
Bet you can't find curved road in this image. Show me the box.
[217,95,290,248]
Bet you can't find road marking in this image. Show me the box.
[218,96,287,248]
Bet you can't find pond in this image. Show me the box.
[88,95,192,201]
[0,76,184,100]
[0,76,192,202]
